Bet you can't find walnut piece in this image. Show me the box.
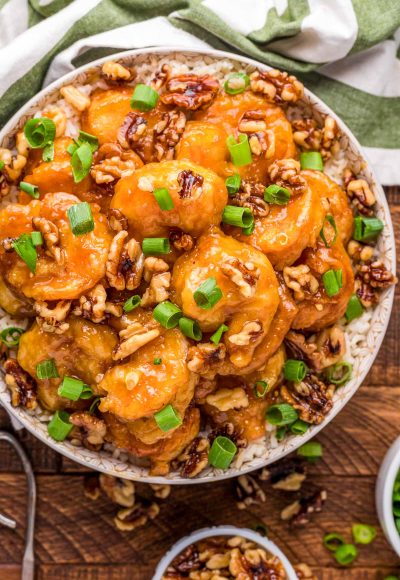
[83,474,101,501]
[70,411,106,451]
[178,437,210,478]
[114,498,159,531]
[206,387,249,412]
[228,320,263,347]
[101,61,134,82]
[153,110,187,161]
[169,229,194,252]
[99,474,135,507]
[161,74,219,110]
[283,264,319,301]
[34,299,71,334]
[230,180,269,218]
[292,116,340,160]
[187,343,226,376]
[150,64,171,91]
[346,178,376,216]
[91,143,138,184]
[281,374,333,424]
[140,271,171,308]
[113,320,160,361]
[165,545,201,576]
[43,106,67,138]
[294,563,317,579]
[106,231,144,291]
[72,284,122,323]
[221,258,259,298]
[150,483,171,499]
[118,111,147,150]
[347,240,374,263]
[355,260,397,308]
[250,69,303,103]
[285,326,345,371]
[3,358,37,409]
[235,474,266,510]
[282,489,327,527]
[238,109,275,159]
[60,85,90,111]
[268,158,307,196]
[32,216,65,264]
[107,208,128,232]
[177,169,204,199]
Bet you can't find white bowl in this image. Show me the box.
[376,436,400,556]
[0,47,396,483]
[152,525,298,580]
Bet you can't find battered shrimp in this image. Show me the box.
[82,87,133,145]
[171,228,280,368]
[0,275,34,317]
[17,318,117,411]
[0,192,112,301]
[111,159,227,239]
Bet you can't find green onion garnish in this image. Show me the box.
[20,181,39,199]
[266,404,298,426]
[0,327,24,347]
[210,324,228,344]
[323,532,346,552]
[142,237,170,255]
[89,397,101,414]
[297,441,323,460]
[224,73,250,95]
[322,269,343,297]
[345,294,364,322]
[154,404,182,432]
[300,151,324,171]
[226,134,253,167]
[326,362,352,386]
[242,221,255,236]
[179,317,202,341]
[12,234,37,273]
[353,216,384,242]
[36,358,59,380]
[153,301,182,329]
[153,357,162,365]
[264,184,291,205]
[320,214,337,247]
[276,426,287,441]
[47,410,73,442]
[290,419,309,435]
[42,142,54,162]
[58,376,90,401]
[225,174,241,195]
[67,202,94,236]
[193,278,223,310]
[284,359,307,382]
[334,544,358,566]
[24,117,56,149]
[153,187,174,211]
[30,231,43,247]
[131,84,159,111]
[67,143,77,156]
[222,205,254,228]
[77,130,99,152]
[253,380,269,398]
[71,142,93,183]
[0,161,4,170]
[352,523,377,545]
[123,295,141,313]
[208,436,237,469]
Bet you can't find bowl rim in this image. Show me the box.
[376,436,400,556]
[0,45,396,484]
[151,525,298,579]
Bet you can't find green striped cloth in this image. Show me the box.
[1,0,399,184]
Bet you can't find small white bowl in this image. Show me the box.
[376,436,400,556]
[152,525,297,580]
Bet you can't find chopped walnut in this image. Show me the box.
[268,158,307,196]
[99,474,135,507]
[118,111,148,150]
[150,64,171,91]
[113,320,160,361]
[0,169,9,197]
[3,358,37,409]
[153,110,187,161]
[0,147,27,182]
[72,284,122,323]
[209,422,247,450]
[32,216,64,264]
[235,474,266,510]
[281,374,333,424]
[283,264,319,301]
[177,169,204,199]
[230,180,269,218]
[347,240,374,263]
[16,131,31,157]
[178,436,210,478]
[292,116,340,160]
[346,178,376,216]
[281,489,327,527]
[238,110,275,158]
[91,143,138,184]
[169,229,194,252]
[43,106,67,138]
[34,299,71,334]
[285,326,345,371]
[143,256,169,282]
[101,60,134,82]
[187,343,226,376]
[107,208,128,232]
[206,386,249,412]
[355,260,397,307]
[165,545,201,576]
[60,85,90,111]
[294,563,317,579]
[83,474,101,501]
[106,231,144,291]
[228,320,263,347]
[221,258,259,298]
[69,411,106,451]
[161,74,219,110]
[250,69,303,103]
[259,457,307,491]
[150,483,171,499]
[141,271,171,307]
[354,277,377,308]
[114,498,159,531]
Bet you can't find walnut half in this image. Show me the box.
[3,358,37,410]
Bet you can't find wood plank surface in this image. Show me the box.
[0,186,399,580]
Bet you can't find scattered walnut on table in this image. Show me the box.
[259,457,307,491]
[250,69,304,103]
[114,498,160,532]
[32,216,65,264]
[83,474,101,501]
[106,230,144,291]
[268,158,307,196]
[281,489,327,527]
[150,483,171,500]
[60,85,90,112]
[101,60,135,83]
[281,374,333,424]
[69,412,106,451]
[178,436,210,478]
[161,74,219,110]
[153,110,187,161]
[34,299,71,334]
[99,474,135,507]
[234,474,266,510]
[3,358,37,410]
[294,562,317,579]
[283,264,319,301]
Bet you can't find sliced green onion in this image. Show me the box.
[224,73,250,95]
[320,214,337,247]
[243,221,255,236]
[31,231,43,247]
[58,376,88,401]
[67,202,94,236]
[322,269,343,297]
[352,524,377,545]
[71,142,92,183]
[226,134,252,167]
[326,362,352,386]
[80,385,94,400]
[393,493,400,517]
[254,380,269,399]
[89,397,101,414]
[284,359,307,382]
[179,317,202,341]
[210,324,228,344]
[13,234,37,273]
[290,419,309,435]
[0,327,24,347]
[300,151,324,171]
[123,295,141,313]
[334,544,358,566]
[154,404,182,432]
[20,181,39,199]
[297,441,323,460]
[383,576,400,580]
[47,410,73,441]
[142,237,170,255]
[208,436,237,469]
[153,357,162,365]
[153,187,174,211]
[0,161,4,170]
[131,84,159,111]
[153,301,182,329]
[276,426,287,441]
[345,294,364,322]
[67,142,78,156]
[36,358,59,380]
[42,142,54,162]
[222,205,254,228]
[323,532,346,552]
[24,117,56,149]
[266,404,298,426]
[225,173,241,195]
[353,216,384,242]
[193,277,223,310]
[264,184,291,205]
[77,130,99,152]
[395,518,400,534]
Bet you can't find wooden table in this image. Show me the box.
[0,187,399,580]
